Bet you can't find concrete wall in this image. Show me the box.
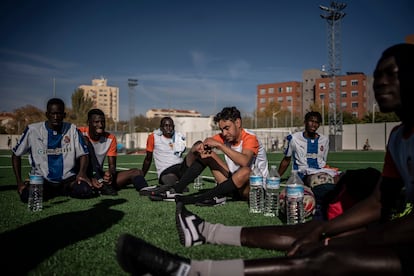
[0,122,400,152]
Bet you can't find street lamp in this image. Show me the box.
[272,111,281,128]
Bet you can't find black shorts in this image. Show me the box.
[159,162,188,185]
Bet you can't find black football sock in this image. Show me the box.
[179,178,237,204]
[133,175,148,191]
[174,159,206,193]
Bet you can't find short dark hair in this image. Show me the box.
[304,111,322,123]
[160,116,174,127]
[87,109,105,120]
[46,98,65,111]
[213,107,241,124]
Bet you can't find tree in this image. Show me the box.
[70,88,94,126]
[6,105,45,134]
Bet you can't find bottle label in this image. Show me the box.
[250,175,263,186]
[29,174,44,185]
[286,184,304,198]
[266,177,280,188]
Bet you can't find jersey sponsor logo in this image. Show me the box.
[306,153,318,159]
[37,147,73,155]
[63,135,71,144]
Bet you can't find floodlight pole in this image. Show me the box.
[128,79,138,134]
[320,1,346,151]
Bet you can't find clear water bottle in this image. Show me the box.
[285,170,305,224]
[193,175,203,190]
[264,165,281,217]
[28,168,44,212]
[249,163,264,213]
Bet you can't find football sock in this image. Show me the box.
[179,177,237,204]
[175,159,206,193]
[132,175,148,191]
[189,260,244,276]
[202,222,242,246]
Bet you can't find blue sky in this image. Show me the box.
[0,0,412,121]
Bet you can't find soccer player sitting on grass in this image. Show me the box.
[150,106,269,207]
[12,98,95,201]
[78,108,148,196]
[116,43,414,276]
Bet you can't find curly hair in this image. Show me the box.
[213,107,241,124]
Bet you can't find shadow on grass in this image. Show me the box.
[1,198,126,274]
[0,184,16,192]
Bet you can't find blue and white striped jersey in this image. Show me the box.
[13,121,89,183]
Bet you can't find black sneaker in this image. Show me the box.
[195,196,226,207]
[116,233,191,275]
[150,188,182,202]
[100,184,118,196]
[176,202,206,247]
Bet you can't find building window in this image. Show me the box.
[286,86,293,92]
[269,88,274,94]
[320,94,325,100]
[351,102,358,108]
[340,80,347,87]
[260,107,265,112]
[286,96,292,102]
[260,98,266,104]
[278,96,283,102]
[341,102,347,107]
[319,83,326,89]
[329,82,335,88]
[351,91,358,97]
[269,97,274,103]
[278,87,283,93]
[260,89,266,95]
[352,112,358,118]
[351,80,358,86]
[341,91,347,98]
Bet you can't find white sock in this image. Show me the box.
[189,259,244,276]
[202,222,242,246]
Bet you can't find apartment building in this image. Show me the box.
[315,72,372,119]
[257,81,303,118]
[257,71,373,122]
[79,78,119,122]
[146,108,201,119]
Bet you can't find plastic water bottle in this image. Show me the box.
[249,163,264,213]
[28,168,44,212]
[193,175,203,190]
[264,165,281,217]
[285,170,305,224]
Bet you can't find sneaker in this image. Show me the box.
[100,183,118,196]
[116,233,191,276]
[150,188,182,202]
[138,185,160,196]
[195,196,226,207]
[176,201,206,247]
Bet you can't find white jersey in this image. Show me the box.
[146,130,186,178]
[284,131,329,174]
[13,121,89,183]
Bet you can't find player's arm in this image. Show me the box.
[278,156,291,177]
[142,151,153,177]
[12,153,25,193]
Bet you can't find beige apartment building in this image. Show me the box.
[79,78,119,122]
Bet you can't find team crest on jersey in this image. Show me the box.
[320,145,324,152]
[63,135,71,144]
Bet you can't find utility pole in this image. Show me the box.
[320,1,346,151]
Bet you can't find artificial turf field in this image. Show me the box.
[0,149,385,275]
